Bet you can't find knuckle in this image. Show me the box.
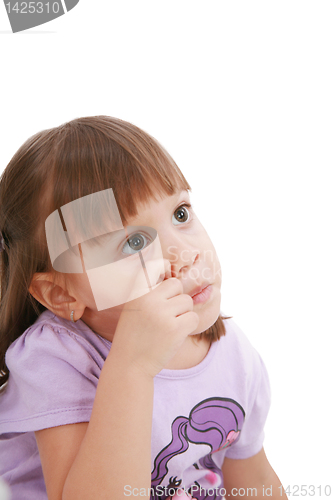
[189,311,199,325]
[182,294,194,309]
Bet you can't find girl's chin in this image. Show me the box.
[189,304,221,336]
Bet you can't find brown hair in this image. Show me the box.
[0,116,231,386]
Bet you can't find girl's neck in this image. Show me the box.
[163,335,211,370]
[81,306,123,343]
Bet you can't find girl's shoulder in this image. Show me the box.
[219,316,261,359]
[1,311,111,435]
[5,310,111,381]
[216,316,270,390]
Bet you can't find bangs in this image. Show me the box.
[50,116,191,229]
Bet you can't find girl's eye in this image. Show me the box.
[172,205,190,225]
[122,233,150,254]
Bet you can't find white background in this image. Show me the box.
[1,1,332,496]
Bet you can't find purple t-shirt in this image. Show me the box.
[0,310,270,500]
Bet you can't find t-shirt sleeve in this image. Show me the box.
[225,327,271,459]
[0,322,103,434]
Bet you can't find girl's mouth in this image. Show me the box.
[191,284,212,305]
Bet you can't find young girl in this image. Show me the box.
[0,116,286,500]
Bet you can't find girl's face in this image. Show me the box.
[66,189,222,339]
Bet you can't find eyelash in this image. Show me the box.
[177,203,192,212]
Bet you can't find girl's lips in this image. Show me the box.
[189,282,211,297]
[191,284,213,305]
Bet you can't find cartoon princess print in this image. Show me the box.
[150,397,245,500]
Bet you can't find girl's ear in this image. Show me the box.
[29,272,86,321]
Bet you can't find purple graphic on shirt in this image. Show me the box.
[150,397,245,500]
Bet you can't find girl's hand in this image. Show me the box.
[110,260,199,378]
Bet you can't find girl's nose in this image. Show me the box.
[169,247,200,279]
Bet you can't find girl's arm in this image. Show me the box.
[35,277,199,500]
[222,447,288,499]
[36,359,154,500]
[63,355,155,500]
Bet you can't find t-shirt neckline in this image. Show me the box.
[155,339,218,379]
